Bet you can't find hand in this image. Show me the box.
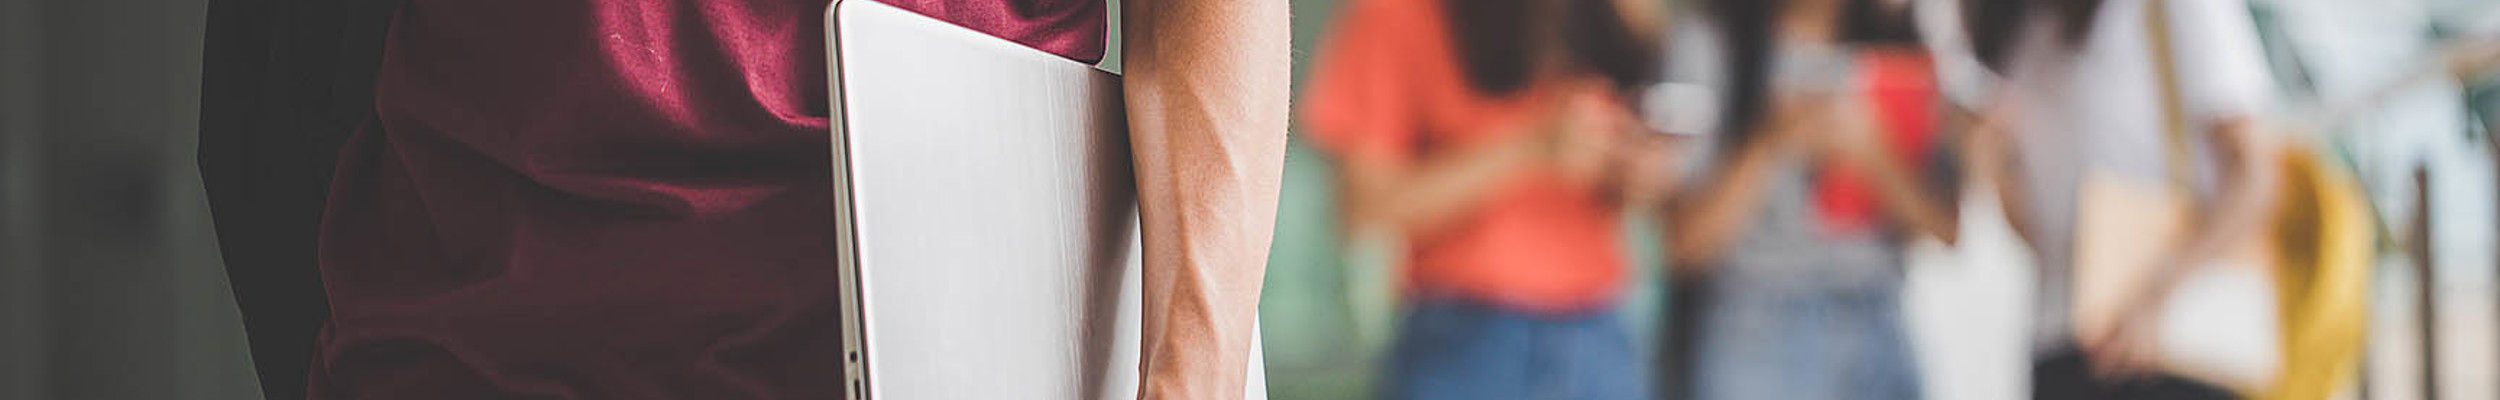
[1544,89,1628,185]
[1801,97,1884,164]
[1956,108,2008,183]
[1606,135,1678,210]
[2445,39,2500,80]
[2082,300,2166,382]
[1761,92,1842,153]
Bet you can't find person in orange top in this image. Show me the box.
[1303,0,1665,397]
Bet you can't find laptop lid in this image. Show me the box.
[825,1,1261,398]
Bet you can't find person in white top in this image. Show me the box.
[1955,0,2282,398]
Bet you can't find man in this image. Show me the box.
[197,0,1284,398]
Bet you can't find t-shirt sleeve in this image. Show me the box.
[2165,0,2277,124]
[1914,0,1999,108]
[1302,3,1420,167]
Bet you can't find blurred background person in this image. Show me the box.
[1958,0,2283,398]
[1299,0,1667,397]
[1653,0,1959,399]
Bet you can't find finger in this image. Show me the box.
[2092,348,2146,382]
[2083,331,2119,377]
[2113,332,2161,381]
[2089,345,2131,381]
[2086,328,2145,381]
[2107,344,2150,381]
[2088,352,2115,380]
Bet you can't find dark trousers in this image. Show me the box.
[2032,347,2237,400]
[1655,274,1712,400]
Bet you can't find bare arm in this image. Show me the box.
[1338,128,1554,234]
[1606,134,1684,214]
[1122,0,1289,397]
[2085,118,2279,376]
[1662,108,1812,266]
[1961,107,2047,251]
[1337,94,1627,234]
[1850,146,1960,244]
[2119,118,2280,317]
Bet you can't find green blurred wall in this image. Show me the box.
[1258,0,1366,397]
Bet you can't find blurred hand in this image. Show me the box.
[1544,88,1628,186]
[1956,108,2009,183]
[2083,300,2166,382]
[2446,38,2500,80]
[1764,92,1842,153]
[1811,101,1885,165]
[1607,134,1678,210]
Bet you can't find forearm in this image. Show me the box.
[1859,152,1960,244]
[1665,136,1793,264]
[1964,109,2046,250]
[2138,120,2279,305]
[1122,0,1289,397]
[1346,132,1547,234]
[1605,136,1682,214]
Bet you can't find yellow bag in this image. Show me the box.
[2255,145,2372,400]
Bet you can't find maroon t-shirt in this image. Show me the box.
[310,0,1102,398]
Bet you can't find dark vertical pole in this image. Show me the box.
[2412,167,2438,400]
[1658,272,1710,400]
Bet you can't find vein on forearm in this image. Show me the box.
[1122,0,1288,396]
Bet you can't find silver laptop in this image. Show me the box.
[825,1,1262,399]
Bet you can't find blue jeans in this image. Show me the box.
[1384,299,1649,400]
[1688,282,1922,400]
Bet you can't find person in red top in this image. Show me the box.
[199,0,1284,398]
[1303,0,1663,397]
